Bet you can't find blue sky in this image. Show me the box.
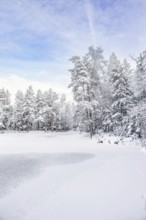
[0,0,146,96]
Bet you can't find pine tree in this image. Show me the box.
[57,94,73,131]
[84,46,107,133]
[34,89,45,130]
[69,47,107,137]
[109,53,133,135]
[130,51,146,141]
[23,86,35,131]
[69,56,93,135]
[55,94,67,131]
[12,90,25,131]
[43,89,59,131]
[0,88,12,130]
[134,51,146,99]
[0,106,5,131]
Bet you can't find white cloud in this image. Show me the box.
[0,75,73,103]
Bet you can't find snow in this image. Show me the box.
[0,131,146,220]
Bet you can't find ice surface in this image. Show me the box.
[0,152,94,197]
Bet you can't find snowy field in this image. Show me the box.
[0,132,146,220]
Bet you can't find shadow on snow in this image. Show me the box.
[0,152,95,197]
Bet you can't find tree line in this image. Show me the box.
[0,87,73,132]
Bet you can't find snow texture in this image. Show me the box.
[0,131,146,220]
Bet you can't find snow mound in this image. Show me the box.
[94,133,141,147]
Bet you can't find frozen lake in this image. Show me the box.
[0,131,146,220]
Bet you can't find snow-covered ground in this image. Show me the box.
[0,131,146,220]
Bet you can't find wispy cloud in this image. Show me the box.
[84,0,96,46]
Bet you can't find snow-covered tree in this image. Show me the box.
[134,51,146,99]
[34,89,45,130]
[22,86,35,131]
[12,90,25,131]
[69,47,107,137]
[69,47,108,137]
[0,88,12,130]
[69,56,93,135]
[0,107,5,131]
[56,94,73,131]
[106,53,134,135]
[84,47,106,133]
[130,51,146,142]
[42,89,59,131]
